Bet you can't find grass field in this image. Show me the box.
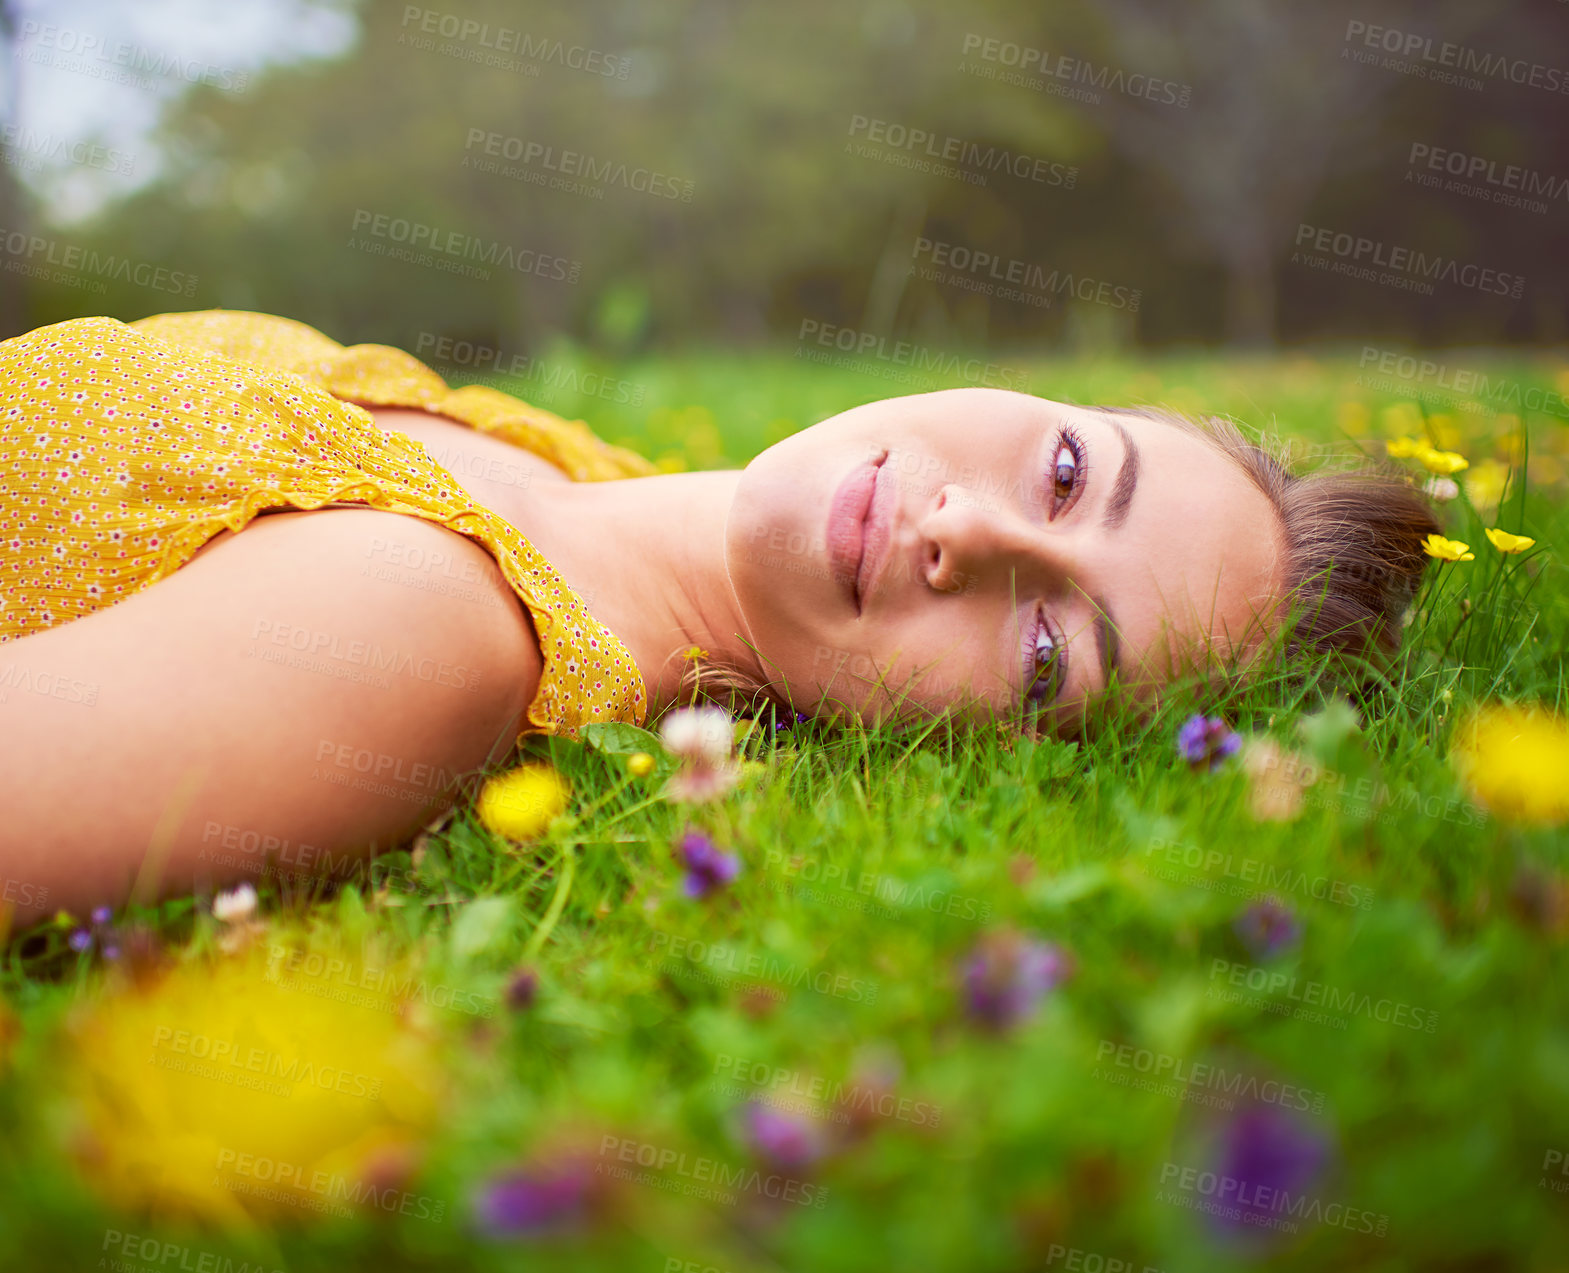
[1,345,1566,1272]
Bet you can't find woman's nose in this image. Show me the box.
[922,483,1079,595]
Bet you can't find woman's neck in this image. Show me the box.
[518,470,764,716]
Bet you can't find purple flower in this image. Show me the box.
[68,928,93,954]
[1206,1105,1333,1239]
[677,829,741,899]
[90,905,113,926]
[473,1162,592,1238]
[1234,899,1302,961]
[743,1102,826,1170]
[960,932,1071,1029]
[1177,714,1242,771]
[506,967,539,1011]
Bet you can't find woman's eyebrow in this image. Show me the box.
[1102,418,1140,531]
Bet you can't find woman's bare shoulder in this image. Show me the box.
[0,509,542,922]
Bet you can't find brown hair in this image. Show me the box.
[673,407,1442,722]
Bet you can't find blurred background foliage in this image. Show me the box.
[1,0,1565,360]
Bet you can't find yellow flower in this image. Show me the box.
[476,764,570,842]
[1386,436,1426,458]
[682,645,710,662]
[1336,402,1370,436]
[49,936,446,1226]
[1452,703,1569,825]
[1422,534,1474,562]
[1380,402,1424,437]
[1484,527,1536,554]
[627,751,655,777]
[1419,448,1469,475]
[1464,458,1510,512]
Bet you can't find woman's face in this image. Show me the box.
[724,388,1285,735]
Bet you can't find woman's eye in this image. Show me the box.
[1047,428,1086,517]
[1052,443,1077,501]
[1027,626,1062,702]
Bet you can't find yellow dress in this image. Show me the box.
[0,309,658,740]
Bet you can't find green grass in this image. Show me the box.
[1,346,1566,1272]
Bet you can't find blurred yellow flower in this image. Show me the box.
[1379,402,1424,437]
[1452,703,1569,825]
[1336,402,1370,436]
[626,751,655,777]
[1422,534,1474,562]
[1484,528,1536,554]
[476,764,570,842]
[1464,458,1510,512]
[1428,414,1462,451]
[1419,448,1469,475]
[1386,436,1425,458]
[50,936,446,1227]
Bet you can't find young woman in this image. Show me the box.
[0,311,1437,924]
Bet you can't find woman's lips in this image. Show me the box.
[826,452,885,615]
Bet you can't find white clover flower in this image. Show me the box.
[658,705,735,767]
[212,882,258,923]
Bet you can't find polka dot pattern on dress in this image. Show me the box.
[0,311,656,741]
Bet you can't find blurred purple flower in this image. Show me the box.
[1234,899,1302,961]
[744,1101,826,1170]
[473,1162,592,1238]
[678,828,740,899]
[68,929,93,954]
[90,905,113,926]
[1177,715,1242,771]
[506,967,540,1011]
[960,932,1071,1029]
[1206,1105,1333,1239]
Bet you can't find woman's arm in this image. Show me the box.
[0,509,541,927]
